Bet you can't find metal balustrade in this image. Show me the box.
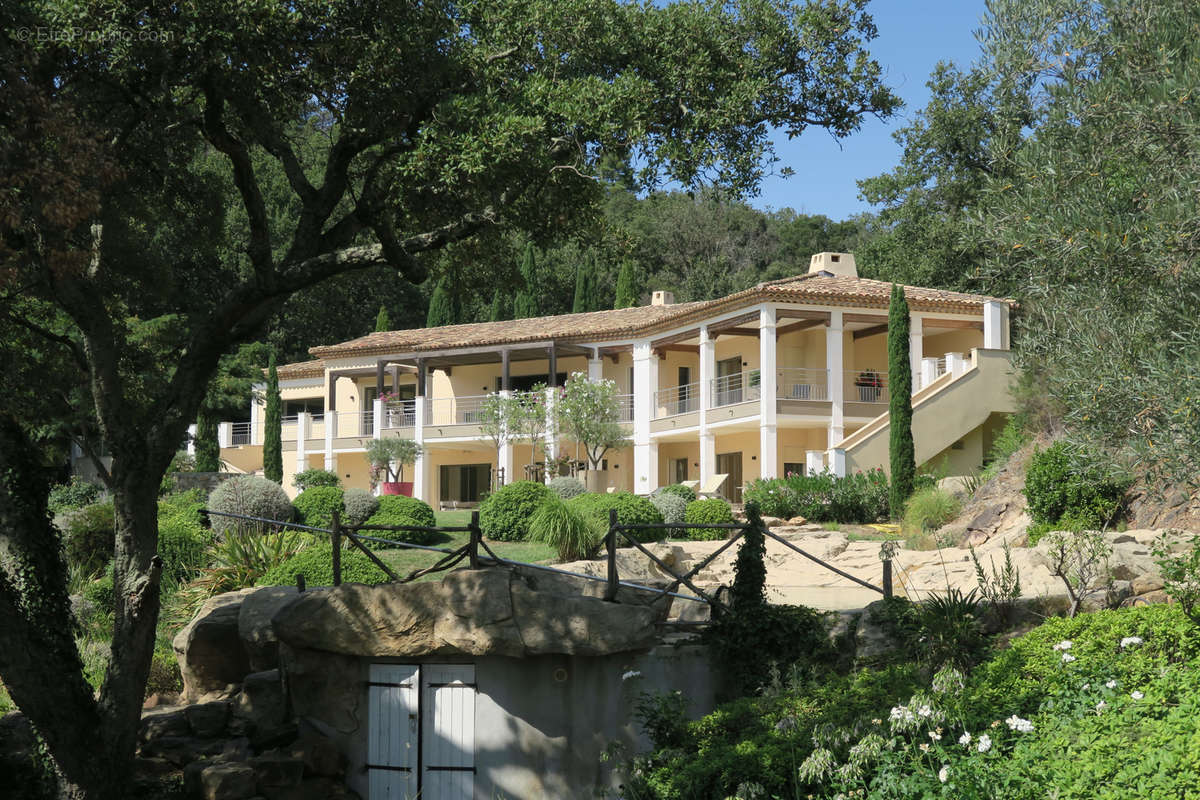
[654,383,700,418]
[616,394,634,423]
[382,401,416,429]
[846,368,889,403]
[776,368,829,401]
[230,422,252,445]
[426,394,492,425]
[710,370,761,408]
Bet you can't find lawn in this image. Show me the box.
[375,509,557,579]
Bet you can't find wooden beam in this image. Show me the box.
[650,328,701,349]
[327,372,338,412]
[376,361,385,395]
[924,318,985,331]
[708,310,760,333]
[843,313,888,325]
[547,345,557,386]
[776,309,831,323]
[852,323,889,341]
[416,359,427,396]
[501,348,510,391]
[599,344,632,363]
[715,326,759,338]
[653,344,700,356]
[775,318,826,337]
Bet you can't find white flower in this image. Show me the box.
[1005,715,1034,733]
[977,734,992,753]
[919,743,930,753]
[1061,653,1077,663]
[1131,690,1144,700]
[1082,683,1091,690]
[1106,679,1118,689]
[1052,640,1073,651]
[928,730,942,742]
[938,765,949,784]
[621,670,642,681]
[1095,701,1107,713]
[917,705,933,718]
[1121,636,1144,649]
[958,732,972,746]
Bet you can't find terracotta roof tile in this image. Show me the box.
[275,359,325,379]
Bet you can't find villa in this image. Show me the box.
[216,253,1017,505]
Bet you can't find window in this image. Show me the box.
[672,457,688,484]
[783,462,805,477]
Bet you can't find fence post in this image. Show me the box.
[469,511,481,570]
[296,574,306,593]
[604,508,619,602]
[882,558,893,599]
[331,508,342,587]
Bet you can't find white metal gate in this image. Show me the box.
[367,664,476,800]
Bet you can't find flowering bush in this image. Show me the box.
[742,469,890,523]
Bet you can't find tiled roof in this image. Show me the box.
[297,271,1014,363]
[275,359,325,379]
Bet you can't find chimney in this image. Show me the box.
[651,290,675,306]
[807,252,858,278]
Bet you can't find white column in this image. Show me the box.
[632,342,659,494]
[372,398,383,438]
[946,351,967,378]
[758,305,778,480]
[413,395,427,502]
[921,357,939,389]
[909,315,923,395]
[587,353,603,382]
[295,412,309,473]
[187,423,197,456]
[699,325,715,486]
[828,448,847,478]
[498,390,514,488]
[250,384,264,445]
[324,412,336,471]
[826,311,845,445]
[217,422,232,449]
[984,300,1008,350]
[544,387,558,483]
[806,450,825,476]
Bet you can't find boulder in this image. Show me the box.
[185,700,231,739]
[281,647,363,735]
[139,707,191,744]
[198,762,257,800]
[251,753,305,789]
[854,600,910,665]
[1131,573,1165,595]
[234,670,293,748]
[174,589,255,702]
[272,569,666,658]
[239,587,299,671]
[286,731,346,778]
[261,777,356,800]
[760,516,785,529]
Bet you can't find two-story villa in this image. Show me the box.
[216,253,1017,506]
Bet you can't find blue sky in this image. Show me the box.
[748,0,990,220]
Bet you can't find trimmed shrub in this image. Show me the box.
[158,488,208,528]
[650,491,688,525]
[479,481,554,542]
[902,486,962,534]
[83,567,115,617]
[567,492,663,543]
[146,644,183,696]
[258,545,390,587]
[548,476,587,499]
[363,495,439,546]
[293,468,341,491]
[342,488,379,527]
[744,469,890,523]
[654,483,697,504]
[529,496,603,561]
[63,502,115,573]
[684,497,735,540]
[157,514,210,585]
[1023,441,1128,529]
[208,476,294,536]
[293,486,345,529]
[48,476,101,515]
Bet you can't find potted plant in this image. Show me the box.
[366,437,423,496]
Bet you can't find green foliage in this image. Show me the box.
[293,468,341,491]
[571,252,601,314]
[62,502,115,574]
[902,486,961,534]
[363,495,439,546]
[567,492,663,543]
[146,644,183,697]
[479,480,555,542]
[650,492,688,525]
[192,530,309,599]
[547,476,586,499]
[263,352,283,484]
[971,541,1023,626]
[1153,533,1200,624]
[513,244,540,319]
[82,569,115,617]
[374,304,390,332]
[258,544,390,588]
[292,486,345,529]
[655,483,698,504]
[743,469,890,523]
[207,476,294,537]
[425,275,460,327]
[1043,527,1114,617]
[193,409,221,472]
[487,288,508,322]
[341,488,380,527]
[614,259,639,308]
[156,511,210,586]
[887,283,914,516]
[365,437,422,484]
[684,498,735,540]
[1023,442,1127,530]
[635,690,691,751]
[918,588,988,669]
[160,450,196,495]
[528,495,603,561]
[47,476,101,516]
[553,375,628,469]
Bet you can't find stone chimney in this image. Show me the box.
[808,252,858,278]
[651,290,675,306]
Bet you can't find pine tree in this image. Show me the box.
[193,410,221,472]
[426,276,456,327]
[614,259,638,309]
[374,305,390,332]
[513,243,540,319]
[263,351,283,484]
[887,283,915,516]
[572,253,598,313]
[488,288,508,322]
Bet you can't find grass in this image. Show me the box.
[378,527,557,580]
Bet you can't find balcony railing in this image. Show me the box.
[334,410,374,437]
[230,422,252,445]
[617,393,634,423]
[777,368,829,401]
[654,383,700,418]
[382,401,416,429]
[847,369,889,403]
[426,395,491,425]
[711,370,761,408]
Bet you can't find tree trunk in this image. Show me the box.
[0,417,164,800]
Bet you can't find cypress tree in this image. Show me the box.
[887,283,915,516]
[193,410,221,472]
[513,243,539,319]
[487,288,508,322]
[614,259,638,309]
[426,277,456,327]
[263,351,283,484]
[572,253,598,313]
[374,304,390,332]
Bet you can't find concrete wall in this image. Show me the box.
[295,645,715,800]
